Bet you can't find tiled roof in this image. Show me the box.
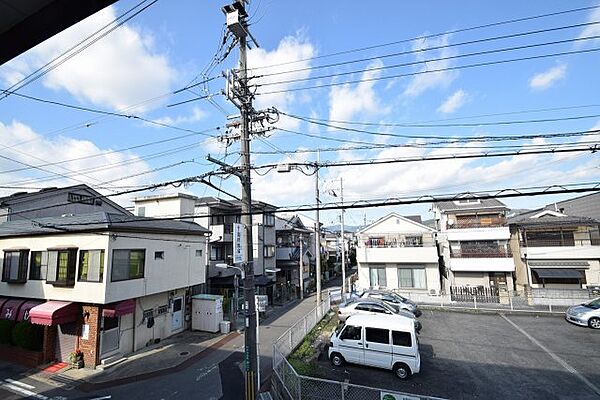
[508,209,598,226]
[0,212,209,238]
[434,198,508,212]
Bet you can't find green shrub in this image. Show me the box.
[12,321,43,351]
[0,320,14,344]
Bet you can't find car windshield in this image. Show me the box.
[584,298,600,309]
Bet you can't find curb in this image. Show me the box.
[420,305,564,317]
[76,331,241,392]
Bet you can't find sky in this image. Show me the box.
[1,0,600,227]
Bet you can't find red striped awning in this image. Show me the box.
[1,299,26,321]
[103,299,135,317]
[29,301,79,326]
[17,300,44,322]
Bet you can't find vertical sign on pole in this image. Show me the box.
[233,222,244,265]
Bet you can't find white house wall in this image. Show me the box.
[520,245,600,260]
[361,215,433,234]
[445,227,510,241]
[357,263,441,294]
[357,247,438,264]
[449,257,515,272]
[0,233,109,303]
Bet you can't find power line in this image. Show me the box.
[252,20,600,80]
[0,0,160,101]
[246,4,600,71]
[256,45,600,96]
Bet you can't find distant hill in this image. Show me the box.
[325,224,361,233]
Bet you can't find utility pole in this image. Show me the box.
[299,234,304,299]
[315,162,321,305]
[340,177,346,295]
[220,2,259,398]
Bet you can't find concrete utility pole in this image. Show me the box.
[221,2,258,398]
[315,163,321,305]
[340,177,346,295]
[299,233,304,299]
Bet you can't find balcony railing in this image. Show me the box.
[450,248,512,258]
[447,217,506,229]
[362,237,435,248]
[521,238,600,247]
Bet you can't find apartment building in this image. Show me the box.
[433,197,515,294]
[0,212,209,368]
[356,213,441,295]
[509,209,600,291]
[132,194,278,299]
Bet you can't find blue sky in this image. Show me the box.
[1,0,600,226]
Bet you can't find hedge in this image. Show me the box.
[0,320,14,344]
[12,321,43,351]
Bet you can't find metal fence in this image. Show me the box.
[271,293,444,400]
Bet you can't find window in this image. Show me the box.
[264,245,275,258]
[79,250,104,282]
[210,214,224,225]
[392,331,412,347]
[369,266,387,287]
[154,251,164,260]
[264,213,275,227]
[355,303,371,311]
[137,206,146,217]
[340,325,361,341]
[2,250,29,283]
[46,249,77,286]
[365,327,389,344]
[369,304,391,314]
[210,245,224,261]
[101,316,119,331]
[29,251,48,280]
[195,249,203,257]
[398,267,427,289]
[111,249,145,282]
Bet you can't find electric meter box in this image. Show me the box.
[191,294,224,332]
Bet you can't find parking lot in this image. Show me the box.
[316,310,600,400]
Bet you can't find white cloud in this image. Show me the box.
[1,6,176,112]
[577,7,600,46]
[404,34,458,97]
[150,107,207,126]
[0,120,153,198]
[529,65,566,90]
[328,60,388,122]
[248,35,315,130]
[437,89,468,114]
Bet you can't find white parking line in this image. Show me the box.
[2,382,48,399]
[500,314,600,397]
[4,378,35,390]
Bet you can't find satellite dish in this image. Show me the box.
[448,219,455,226]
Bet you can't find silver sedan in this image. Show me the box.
[565,297,600,329]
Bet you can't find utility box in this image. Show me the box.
[191,294,224,332]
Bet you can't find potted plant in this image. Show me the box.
[68,349,84,368]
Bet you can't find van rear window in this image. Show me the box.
[365,327,389,344]
[392,330,412,347]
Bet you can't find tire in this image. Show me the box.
[393,362,412,380]
[589,317,600,330]
[330,352,345,367]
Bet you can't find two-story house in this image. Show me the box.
[433,197,515,294]
[274,214,314,301]
[509,209,600,291]
[0,212,209,368]
[356,213,441,295]
[132,194,278,301]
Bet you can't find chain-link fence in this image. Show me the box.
[271,293,445,400]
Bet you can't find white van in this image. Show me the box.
[327,314,420,379]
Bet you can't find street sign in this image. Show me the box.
[233,222,244,264]
[255,295,268,312]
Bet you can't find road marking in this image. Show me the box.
[500,314,600,397]
[196,364,218,381]
[5,378,35,390]
[2,382,48,399]
[89,396,112,400]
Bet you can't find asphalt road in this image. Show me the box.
[317,310,600,400]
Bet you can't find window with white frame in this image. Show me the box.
[2,250,29,283]
[111,249,145,282]
[264,245,275,258]
[369,266,387,287]
[397,266,427,289]
[79,250,105,282]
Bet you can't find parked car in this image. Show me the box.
[328,314,421,379]
[565,297,600,329]
[359,290,422,317]
[337,299,422,333]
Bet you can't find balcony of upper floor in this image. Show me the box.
[448,256,515,272]
[209,223,233,242]
[444,225,510,241]
[276,246,301,261]
[357,234,438,264]
[450,246,512,258]
[518,236,600,260]
[446,216,506,230]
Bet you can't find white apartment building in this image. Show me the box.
[0,212,209,368]
[433,197,515,293]
[356,213,441,295]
